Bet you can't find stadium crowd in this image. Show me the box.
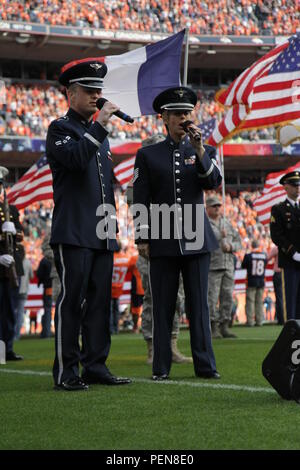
[0,83,276,141]
[1,0,298,36]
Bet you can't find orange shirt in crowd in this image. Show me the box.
[111,251,136,299]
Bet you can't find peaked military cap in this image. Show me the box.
[152,86,197,113]
[280,170,300,186]
[59,59,107,89]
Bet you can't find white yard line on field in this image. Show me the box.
[0,368,275,394]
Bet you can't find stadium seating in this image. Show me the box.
[1,0,298,36]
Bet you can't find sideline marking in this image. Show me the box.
[0,368,275,394]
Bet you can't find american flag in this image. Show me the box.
[7,155,53,209]
[253,161,300,225]
[113,156,137,191]
[208,34,300,146]
[241,33,300,129]
[113,118,216,190]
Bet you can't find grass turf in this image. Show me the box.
[1,325,300,450]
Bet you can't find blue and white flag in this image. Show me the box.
[102,30,185,117]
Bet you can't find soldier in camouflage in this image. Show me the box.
[206,195,242,338]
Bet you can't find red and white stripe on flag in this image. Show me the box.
[7,157,53,209]
[208,104,247,147]
[253,161,300,225]
[218,41,288,108]
[113,156,136,190]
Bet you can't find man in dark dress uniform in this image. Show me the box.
[270,170,300,321]
[133,86,222,380]
[46,60,131,390]
[0,166,24,361]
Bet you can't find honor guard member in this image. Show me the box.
[133,87,222,380]
[0,166,24,361]
[46,59,131,390]
[270,170,300,321]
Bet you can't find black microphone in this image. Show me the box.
[180,120,201,142]
[96,98,134,124]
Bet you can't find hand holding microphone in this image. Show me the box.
[181,120,205,159]
[96,98,134,127]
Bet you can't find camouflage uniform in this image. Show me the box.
[208,215,241,337]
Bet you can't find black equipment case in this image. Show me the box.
[262,320,300,403]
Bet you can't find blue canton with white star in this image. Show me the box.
[269,33,300,75]
[36,155,48,168]
[198,118,216,141]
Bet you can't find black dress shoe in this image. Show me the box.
[82,374,132,385]
[6,351,24,361]
[196,371,221,379]
[152,374,169,381]
[54,377,89,391]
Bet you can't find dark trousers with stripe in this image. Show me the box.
[52,244,113,385]
[150,253,217,377]
[273,272,284,325]
[282,267,300,321]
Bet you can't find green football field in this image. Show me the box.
[1,325,299,450]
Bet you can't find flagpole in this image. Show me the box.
[183,27,190,86]
[220,142,226,223]
[218,111,226,225]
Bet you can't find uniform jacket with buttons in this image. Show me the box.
[208,216,241,271]
[0,203,24,279]
[133,134,222,257]
[46,108,118,251]
[270,199,300,269]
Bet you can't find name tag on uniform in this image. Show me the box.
[184,155,196,165]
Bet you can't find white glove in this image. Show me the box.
[293,252,300,262]
[2,221,16,235]
[0,254,14,267]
